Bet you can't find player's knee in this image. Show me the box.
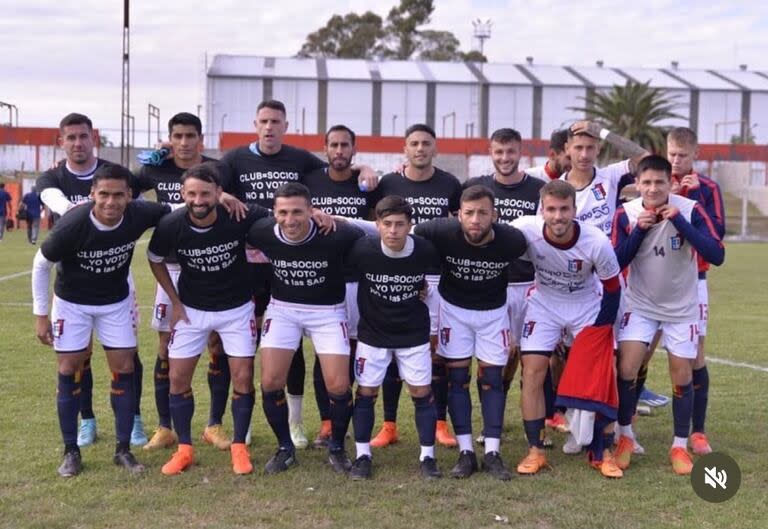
[446,364,471,391]
[325,378,350,395]
[230,367,254,393]
[477,365,504,393]
[355,386,378,401]
[409,385,432,399]
[260,373,286,393]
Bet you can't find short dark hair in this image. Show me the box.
[550,129,569,152]
[325,125,356,145]
[567,126,598,140]
[667,127,698,148]
[490,128,522,144]
[92,163,131,188]
[274,182,311,204]
[180,162,221,186]
[59,113,93,132]
[375,195,412,221]
[257,99,287,116]
[540,179,576,206]
[636,154,672,180]
[405,123,436,140]
[169,112,202,136]
[460,185,495,208]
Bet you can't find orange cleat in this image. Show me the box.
[545,412,570,433]
[589,449,623,479]
[613,435,635,470]
[161,444,195,476]
[669,447,693,475]
[231,443,253,475]
[435,420,457,448]
[313,420,332,448]
[690,432,712,455]
[370,421,399,448]
[516,447,548,475]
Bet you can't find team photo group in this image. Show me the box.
[31,98,725,483]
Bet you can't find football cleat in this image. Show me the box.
[290,423,309,450]
[370,421,399,448]
[638,388,671,408]
[57,449,82,478]
[690,432,712,455]
[669,447,693,475]
[130,415,148,446]
[313,420,332,449]
[231,443,253,475]
[349,455,373,480]
[201,424,231,451]
[264,448,297,475]
[143,426,178,451]
[77,418,97,447]
[450,450,478,479]
[482,452,513,481]
[419,456,442,480]
[435,420,457,448]
[113,448,145,475]
[161,444,195,475]
[516,447,548,475]
[613,435,635,470]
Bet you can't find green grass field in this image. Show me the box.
[0,228,766,529]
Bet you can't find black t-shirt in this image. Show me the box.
[377,168,462,225]
[246,219,363,306]
[218,143,326,208]
[464,173,543,284]
[349,235,440,348]
[36,159,139,205]
[41,201,169,305]
[303,168,379,219]
[148,204,270,311]
[414,218,528,310]
[135,155,217,206]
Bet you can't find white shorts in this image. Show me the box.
[345,282,359,340]
[260,300,350,356]
[355,342,432,387]
[617,311,699,359]
[697,279,709,337]
[520,291,600,354]
[437,299,511,366]
[128,271,140,332]
[507,282,534,346]
[426,274,441,335]
[51,295,137,352]
[169,301,257,359]
[151,266,181,332]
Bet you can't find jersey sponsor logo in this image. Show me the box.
[355,357,366,377]
[619,311,631,330]
[591,183,607,201]
[522,321,536,338]
[670,233,683,250]
[262,318,272,336]
[52,319,65,338]
[440,327,451,345]
[155,303,167,321]
[567,259,583,273]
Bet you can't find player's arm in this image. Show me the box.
[571,121,650,171]
[496,223,529,259]
[687,178,725,238]
[39,188,75,216]
[332,216,378,236]
[147,225,189,329]
[611,207,654,269]
[219,191,248,221]
[31,249,55,345]
[593,239,623,326]
[664,204,725,266]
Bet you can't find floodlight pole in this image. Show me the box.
[148,103,161,147]
[120,0,131,166]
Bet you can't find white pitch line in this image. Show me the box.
[707,357,768,373]
[0,270,32,282]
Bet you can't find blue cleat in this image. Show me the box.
[130,415,148,446]
[77,418,98,447]
[638,388,671,408]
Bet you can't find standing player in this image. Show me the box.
[246,183,364,474]
[465,128,545,441]
[35,113,147,448]
[526,129,571,182]
[135,112,241,452]
[370,123,462,449]
[345,196,443,480]
[303,124,379,447]
[218,100,377,449]
[414,185,527,480]
[0,183,12,241]
[612,156,724,475]
[31,164,169,477]
[147,163,269,475]
[513,180,624,478]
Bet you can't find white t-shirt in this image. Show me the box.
[561,160,631,236]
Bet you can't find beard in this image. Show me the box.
[494,160,519,177]
[464,225,492,244]
[189,203,216,219]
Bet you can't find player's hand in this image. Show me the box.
[50,158,66,170]
[569,120,601,138]
[419,283,429,302]
[394,161,408,175]
[220,192,247,221]
[154,141,174,158]
[35,316,54,346]
[657,204,679,220]
[680,173,700,190]
[637,209,657,230]
[170,304,190,331]
[311,208,336,234]
[354,165,379,191]
[670,177,682,195]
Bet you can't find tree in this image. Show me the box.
[570,81,684,161]
[730,131,756,145]
[297,12,385,59]
[380,0,434,60]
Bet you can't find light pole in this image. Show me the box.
[220,113,228,137]
[147,103,160,147]
[442,112,456,138]
[392,114,398,136]
[472,19,492,70]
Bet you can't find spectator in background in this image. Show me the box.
[0,183,12,241]
[21,190,42,244]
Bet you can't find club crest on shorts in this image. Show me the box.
[440,327,451,345]
[522,321,536,338]
[567,259,583,273]
[155,303,167,320]
[591,183,607,201]
[355,357,366,376]
[670,232,683,250]
[52,319,65,337]
[262,318,272,336]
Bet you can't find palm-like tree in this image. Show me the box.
[571,80,684,162]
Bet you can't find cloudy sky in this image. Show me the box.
[1,0,766,143]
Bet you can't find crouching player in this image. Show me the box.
[612,155,724,475]
[345,196,443,480]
